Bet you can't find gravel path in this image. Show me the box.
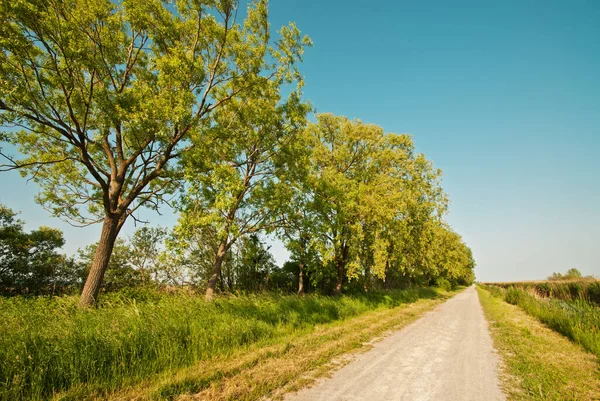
[283,286,505,401]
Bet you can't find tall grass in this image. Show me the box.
[483,279,600,305]
[0,287,439,400]
[480,284,600,359]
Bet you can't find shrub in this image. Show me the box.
[586,282,600,304]
[504,287,523,305]
[436,278,452,292]
[536,282,551,297]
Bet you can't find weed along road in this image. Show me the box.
[283,286,505,401]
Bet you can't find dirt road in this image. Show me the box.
[283,286,505,401]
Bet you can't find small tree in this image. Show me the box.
[176,49,311,299]
[77,238,141,292]
[0,204,79,295]
[129,226,167,285]
[549,268,582,281]
[234,234,277,292]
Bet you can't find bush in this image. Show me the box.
[481,284,504,298]
[504,287,523,305]
[435,278,452,292]
[568,282,584,299]
[536,282,551,297]
[586,282,600,304]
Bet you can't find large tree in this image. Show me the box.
[0,0,307,305]
[175,55,310,299]
[303,114,386,294]
[298,114,452,293]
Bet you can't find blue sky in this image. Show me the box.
[1,0,599,281]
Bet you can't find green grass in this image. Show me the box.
[483,279,600,305]
[481,284,600,359]
[476,286,600,400]
[0,287,444,400]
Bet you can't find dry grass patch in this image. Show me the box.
[476,287,600,401]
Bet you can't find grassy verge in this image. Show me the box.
[1,287,454,400]
[482,279,600,305]
[476,286,600,400]
[482,284,600,359]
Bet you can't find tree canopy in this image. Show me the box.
[549,268,583,281]
[1,0,475,302]
[0,0,310,305]
[0,204,80,295]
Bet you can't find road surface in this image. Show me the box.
[283,286,505,401]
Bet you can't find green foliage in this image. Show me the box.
[74,225,194,290]
[435,277,452,292]
[504,287,523,305]
[0,204,81,295]
[0,0,301,223]
[268,261,299,293]
[276,113,477,294]
[548,268,583,281]
[129,226,167,285]
[0,286,440,400]
[486,279,600,305]
[172,16,311,296]
[1,0,476,304]
[76,238,143,292]
[231,235,277,293]
[0,0,312,304]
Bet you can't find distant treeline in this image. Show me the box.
[480,282,600,359]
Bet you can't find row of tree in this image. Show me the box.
[1,200,473,297]
[0,0,474,304]
[0,208,291,296]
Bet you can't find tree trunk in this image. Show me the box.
[364,265,371,292]
[79,214,123,307]
[224,257,234,292]
[206,240,227,300]
[333,259,344,295]
[218,270,225,292]
[297,262,304,296]
[384,261,391,290]
[333,244,348,295]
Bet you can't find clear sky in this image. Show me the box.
[1,0,599,282]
